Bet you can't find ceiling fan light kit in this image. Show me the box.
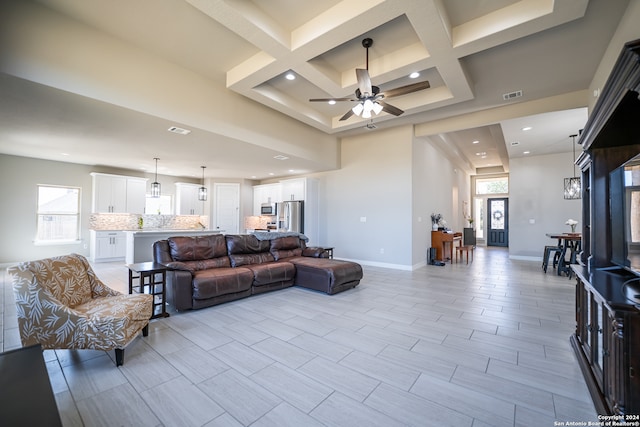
[309,38,430,122]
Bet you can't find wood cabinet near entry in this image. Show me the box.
[91,173,147,214]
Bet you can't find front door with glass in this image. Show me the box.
[487,198,508,247]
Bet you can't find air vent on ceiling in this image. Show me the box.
[273,155,289,160]
[168,126,191,135]
[502,90,523,101]
[511,141,520,146]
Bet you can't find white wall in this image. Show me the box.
[509,152,581,259]
[316,126,414,268]
[0,154,250,264]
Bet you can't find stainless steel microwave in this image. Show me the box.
[260,203,276,215]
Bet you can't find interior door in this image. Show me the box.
[487,198,508,247]
[214,183,239,234]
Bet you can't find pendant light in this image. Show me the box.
[563,134,581,200]
[151,157,161,198]
[198,166,207,201]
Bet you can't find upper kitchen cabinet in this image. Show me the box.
[252,183,281,215]
[280,178,306,201]
[91,173,147,214]
[175,183,204,215]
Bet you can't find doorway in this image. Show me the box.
[487,198,508,247]
[214,183,240,234]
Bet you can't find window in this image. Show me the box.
[475,177,508,195]
[145,194,173,215]
[36,185,80,242]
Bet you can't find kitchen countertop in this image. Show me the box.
[124,229,223,263]
[126,229,217,234]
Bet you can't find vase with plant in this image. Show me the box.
[566,218,578,234]
[466,215,474,228]
[431,213,442,231]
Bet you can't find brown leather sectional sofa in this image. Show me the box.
[153,233,363,310]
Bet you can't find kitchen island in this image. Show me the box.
[125,229,223,264]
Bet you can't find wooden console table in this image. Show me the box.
[431,230,462,262]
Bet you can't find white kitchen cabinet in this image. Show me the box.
[125,178,147,214]
[175,183,204,215]
[90,230,126,262]
[280,178,305,201]
[252,183,281,215]
[91,173,147,213]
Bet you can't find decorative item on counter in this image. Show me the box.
[566,218,578,233]
[431,213,443,231]
[138,217,144,229]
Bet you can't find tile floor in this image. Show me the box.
[1,247,599,426]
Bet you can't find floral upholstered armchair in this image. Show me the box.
[9,253,153,366]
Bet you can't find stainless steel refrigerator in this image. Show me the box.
[276,200,304,233]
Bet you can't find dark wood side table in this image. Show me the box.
[323,247,334,259]
[0,344,62,426]
[126,262,169,319]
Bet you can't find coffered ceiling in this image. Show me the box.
[0,0,630,179]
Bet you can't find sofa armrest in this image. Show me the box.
[302,247,329,258]
[164,261,195,272]
[165,270,194,311]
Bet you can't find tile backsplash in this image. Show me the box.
[90,213,208,231]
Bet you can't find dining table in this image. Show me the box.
[545,233,582,276]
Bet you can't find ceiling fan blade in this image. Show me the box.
[377,100,404,116]
[339,109,355,121]
[309,97,354,102]
[356,68,373,97]
[380,81,430,99]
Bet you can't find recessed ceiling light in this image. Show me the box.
[521,126,532,131]
[523,151,531,154]
[475,152,487,156]
[409,72,420,79]
[472,140,479,144]
[328,100,336,105]
[285,72,295,80]
[274,155,289,160]
[269,172,275,176]
[61,153,69,156]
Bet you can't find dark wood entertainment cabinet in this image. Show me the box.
[572,39,640,415]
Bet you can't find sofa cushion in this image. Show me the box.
[226,234,274,267]
[191,267,253,300]
[167,258,230,272]
[245,261,296,287]
[168,235,227,261]
[270,236,303,260]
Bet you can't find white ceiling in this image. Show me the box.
[0,0,630,179]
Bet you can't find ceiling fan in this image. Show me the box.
[309,38,430,121]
